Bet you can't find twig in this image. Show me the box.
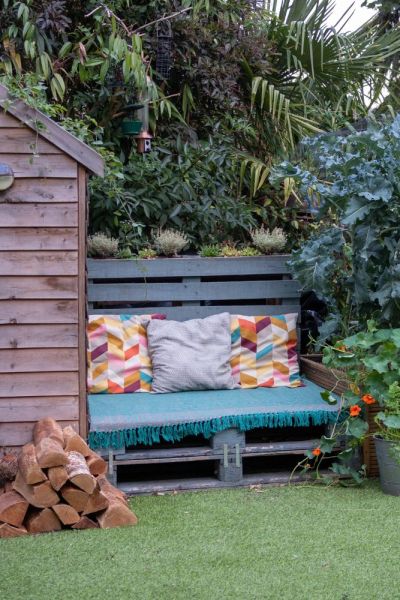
[132,7,193,34]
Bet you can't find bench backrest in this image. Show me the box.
[87,255,300,322]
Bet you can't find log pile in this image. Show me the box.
[0,418,137,537]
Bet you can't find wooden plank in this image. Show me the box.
[0,420,78,447]
[0,128,62,153]
[0,228,78,251]
[0,300,78,324]
[0,252,78,276]
[0,111,20,126]
[1,276,78,300]
[0,89,104,176]
[77,165,87,439]
[88,255,292,278]
[88,280,300,302]
[3,154,77,178]
[0,178,78,203]
[0,348,78,373]
[0,396,79,422]
[88,304,301,320]
[0,324,78,349]
[118,471,319,495]
[0,372,79,397]
[0,204,77,227]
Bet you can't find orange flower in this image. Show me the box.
[335,344,347,352]
[362,394,376,405]
[312,447,322,456]
[350,405,362,417]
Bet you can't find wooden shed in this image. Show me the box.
[0,84,104,451]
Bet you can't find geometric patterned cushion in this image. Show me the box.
[87,314,165,394]
[230,313,302,388]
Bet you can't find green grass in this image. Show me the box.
[1,481,399,600]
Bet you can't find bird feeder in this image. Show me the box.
[156,21,173,79]
[121,103,144,136]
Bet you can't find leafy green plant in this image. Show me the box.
[275,117,400,342]
[138,247,157,260]
[251,227,287,254]
[221,242,240,257]
[238,246,260,257]
[87,233,119,258]
[294,326,400,484]
[153,228,189,257]
[199,244,221,257]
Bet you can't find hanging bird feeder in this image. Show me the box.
[121,103,144,136]
[156,20,173,79]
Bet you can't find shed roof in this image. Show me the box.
[0,84,104,177]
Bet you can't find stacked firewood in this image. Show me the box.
[0,418,137,538]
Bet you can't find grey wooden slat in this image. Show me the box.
[87,255,291,278]
[88,279,300,302]
[117,471,320,495]
[88,304,300,320]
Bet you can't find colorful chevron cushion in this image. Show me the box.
[230,313,302,388]
[87,314,165,394]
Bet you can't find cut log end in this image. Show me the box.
[66,451,96,494]
[33,417,64,447]
[72,516,99,530]
[0,490,29,527]
[0,522,28,538]
[63,426,91,457]
[18,443,47,485]
[26,508,62,534]
[52,503,80,526]
[47,466,68,492]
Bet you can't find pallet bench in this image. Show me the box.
[87,255,338,492]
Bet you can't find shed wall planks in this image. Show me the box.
[0,110,87,449]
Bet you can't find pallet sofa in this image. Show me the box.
[87,256,338,493]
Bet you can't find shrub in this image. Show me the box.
[199,244,221,257]
[87,233,119,258]
[250,227,287,254]
[153,229,189,257]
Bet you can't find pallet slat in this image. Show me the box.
[88,304,300,320]
[88,255,292,278]
[89,279,300,303]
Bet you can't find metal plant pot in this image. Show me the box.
[374,436,400,496]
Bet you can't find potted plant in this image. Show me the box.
[374,381,400,495]
[295,326,400,486]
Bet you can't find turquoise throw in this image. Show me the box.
[88,379,338,449]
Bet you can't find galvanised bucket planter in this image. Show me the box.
[374,436,400,496]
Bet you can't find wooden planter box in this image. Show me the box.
[300,354,380,477]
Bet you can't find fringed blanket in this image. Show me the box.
[88,378,338,449]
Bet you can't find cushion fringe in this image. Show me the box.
[88,410,336,450]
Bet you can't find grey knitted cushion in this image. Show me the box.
[147,312,236,393]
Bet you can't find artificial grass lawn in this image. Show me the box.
[1,481,399,600]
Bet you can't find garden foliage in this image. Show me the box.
[2,1,400,250]
[274,117,400,341]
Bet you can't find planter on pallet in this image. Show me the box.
[300,354,380,477]
[374,436,400,496]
